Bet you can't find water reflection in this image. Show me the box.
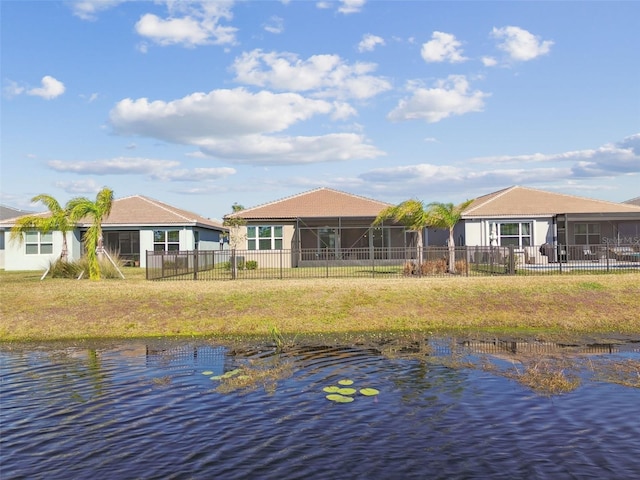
[1,334,639,480]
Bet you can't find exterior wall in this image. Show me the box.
[462,218,553,248]
[3,230,71,271]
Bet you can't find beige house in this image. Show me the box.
[426,186,640,263]
[224,188,412,267]
[1,195,227,271]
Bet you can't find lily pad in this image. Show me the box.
[337,387,357,395]
[359,388,380,396]
[323,386,341,393]
[201,371,214,376]
[326,394,355,403]
[338,379,354,386]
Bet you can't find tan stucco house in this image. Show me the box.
[224,188,412,267]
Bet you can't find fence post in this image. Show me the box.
[193,249,198,280]
[508,245,515,275]
[231,249,237,280]
[558,244,563,273]
[280,248,283,279]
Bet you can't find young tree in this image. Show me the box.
[223,203,246,250]
[10,194,73,260]
[425,200,473,273]
[373,199,429,264]
[67,187,114,280]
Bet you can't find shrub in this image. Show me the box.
[245,260,258,270]
[47,250,126,279]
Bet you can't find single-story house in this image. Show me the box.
[0,195,227,271]
[224,187,412,267]
[425,185,640,262]
[0,205,36,270]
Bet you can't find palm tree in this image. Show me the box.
[425,200,473,274]
[373,199,429,264]
[67,187,114,280]
[10,194,74,260]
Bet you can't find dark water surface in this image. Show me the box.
[1,335,639,480]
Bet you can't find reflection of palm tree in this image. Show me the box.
[425,201,473,274]
[10,194,74,260]
[67,187,114,280]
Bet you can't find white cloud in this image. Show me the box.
[27,76,65,99]
[264,15,284,34]
[421,31,467,63]
[109,87,384,165]
[481,56,498,67]
[3,80,25,98]
[358,34,385,52]
[135,1,237,48]
[338,0,366,14]
[231,49,391,100]
[387,75,489,123]
[54,178,104,194]
[197,133,383,165]
[491,26,553,62]
[47,156,236,182]
[469,134,640,176]
[359,134,640,195]
[48,157,180,175]
[68,0,126,21]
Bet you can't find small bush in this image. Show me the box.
[47,250,126,279]
[245,260,258,270]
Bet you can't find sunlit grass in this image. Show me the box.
[1,270,639,341]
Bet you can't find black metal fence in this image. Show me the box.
[146,244,640,281]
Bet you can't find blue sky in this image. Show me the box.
[2,0,639,221]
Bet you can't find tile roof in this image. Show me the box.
[462,186,640,217]
[0,195,225,229]
[226,188,392,220]
[624,197,640,206]
[0,205,35,221]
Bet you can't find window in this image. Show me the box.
[498,222,531,248]
[25,231,53,255]
[247,226,283,250]
[574,223,600,246]
[153,230,180,252]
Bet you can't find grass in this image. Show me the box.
[1,269,639,342]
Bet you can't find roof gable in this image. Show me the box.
[0,195,225,229]
[227,188,392,219]
[463,186,640,217]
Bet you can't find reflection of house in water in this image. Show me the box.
[460,339,640,356]
[145,345,227,372]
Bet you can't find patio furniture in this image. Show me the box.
[609,246,640,262]
[583,249,598,262]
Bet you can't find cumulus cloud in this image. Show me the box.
[387,75,489,123]
[491,26,553,61]
[358,34,385,52]
[421,31,467,63]
[231,49,391,100]
[481,56,498,67]
[68,0,126,21]
[27,76,66,99]
[54,178,104,194]
[3,80,25,98]
[109,87,384,165]
[338,0,366,14]
[135,0,237,48]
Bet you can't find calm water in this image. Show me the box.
[1,336,639,480]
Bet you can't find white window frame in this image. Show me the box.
[153,230,180,252]
[247,226,283,250]
[498,222,532,248]
[25,231,53,255]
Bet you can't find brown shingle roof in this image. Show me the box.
[226,188,392,220]
[463,186,640,218]
[0,195,225,229]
